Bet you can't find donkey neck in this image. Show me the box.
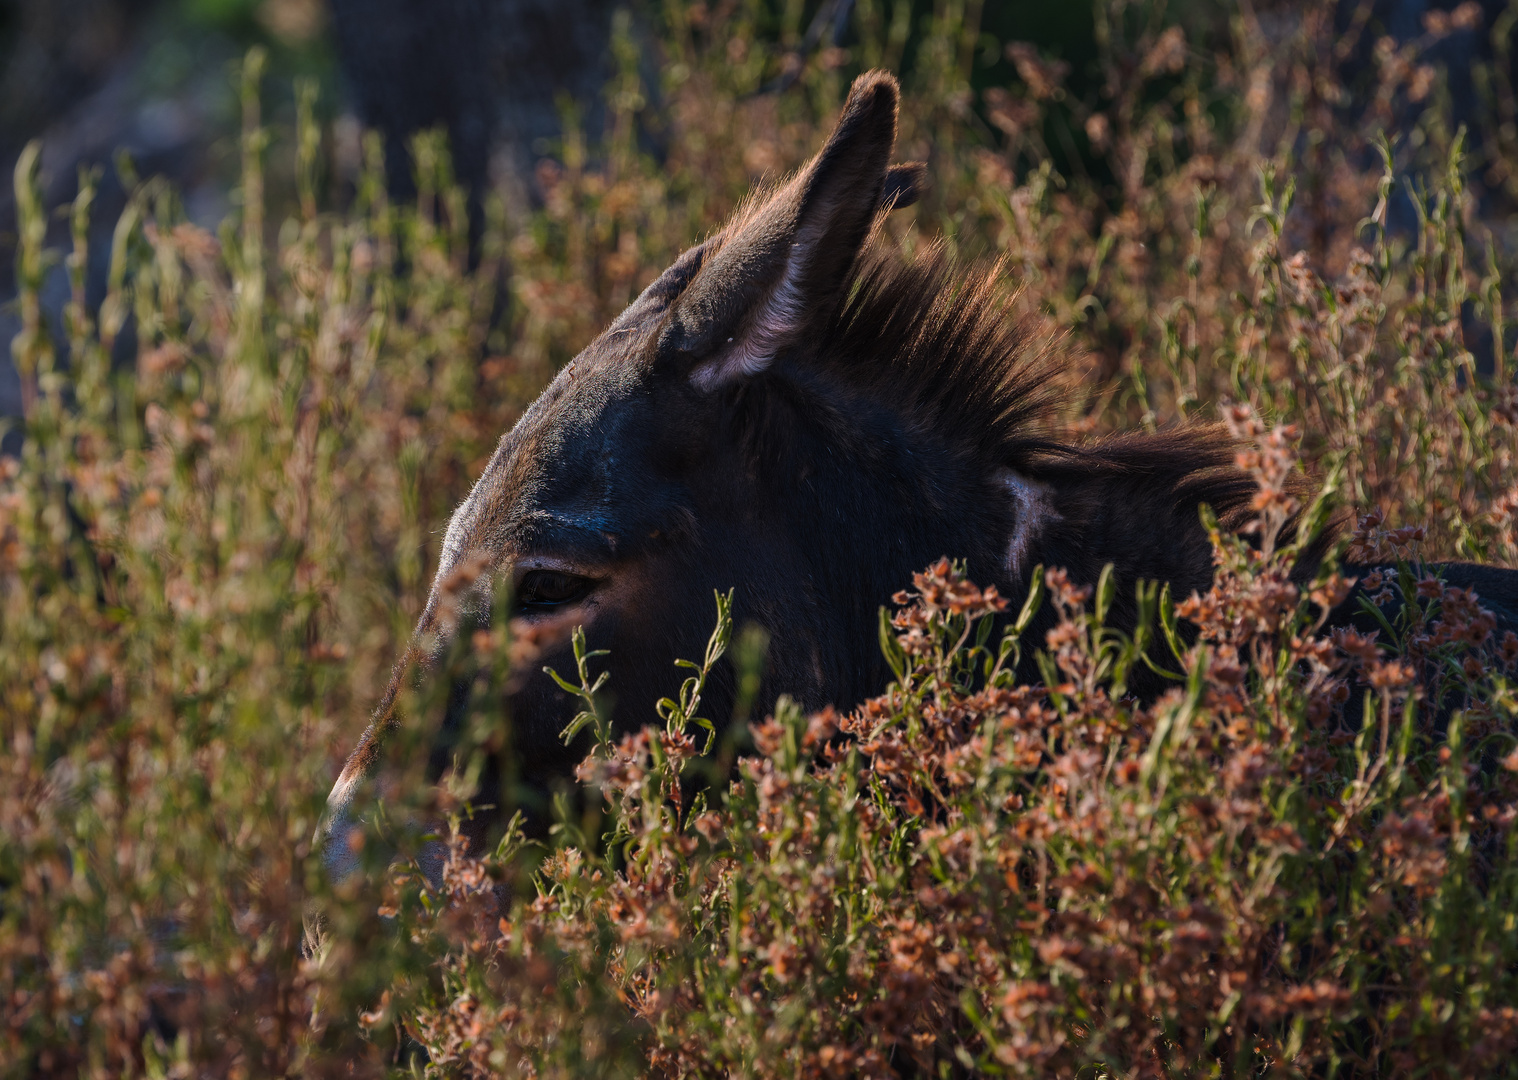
[729,361,1019,620]
[1018,448,1253,632]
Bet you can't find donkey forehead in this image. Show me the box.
[443,306,682,569]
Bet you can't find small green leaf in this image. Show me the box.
[1095,562,1116,625]
[1014,567,1046,636]
[544,665,583,696]
[879,605,906,682]
[559,709,598,745]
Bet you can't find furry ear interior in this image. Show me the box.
[659,71,918,390]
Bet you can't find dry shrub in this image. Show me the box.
[4,2,1518,1076]
[391,411,1518,1077]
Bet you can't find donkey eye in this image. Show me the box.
[516,569,592,610]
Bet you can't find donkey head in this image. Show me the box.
[325,71,1053,869]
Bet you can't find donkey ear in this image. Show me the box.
[883,161,927,209]
[660,71,910,389]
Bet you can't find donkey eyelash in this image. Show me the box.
[515,569,594,611]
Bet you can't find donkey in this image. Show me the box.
[322,71,1518,876]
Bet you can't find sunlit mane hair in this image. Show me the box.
[819,237,1277,543]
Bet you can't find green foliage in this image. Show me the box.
[4,2,1518,1076]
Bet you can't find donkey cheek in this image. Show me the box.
[506,572,648,731]
[508,675,579,755]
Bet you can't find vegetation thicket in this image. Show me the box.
[5,2,1518,1076]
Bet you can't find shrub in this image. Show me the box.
[3,3,1518,1076]
[389,437,1518,1075]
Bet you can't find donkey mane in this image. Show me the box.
[813,237,1264,543]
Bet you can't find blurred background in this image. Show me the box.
[5,0,1516,428]
[0,0,611,425]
